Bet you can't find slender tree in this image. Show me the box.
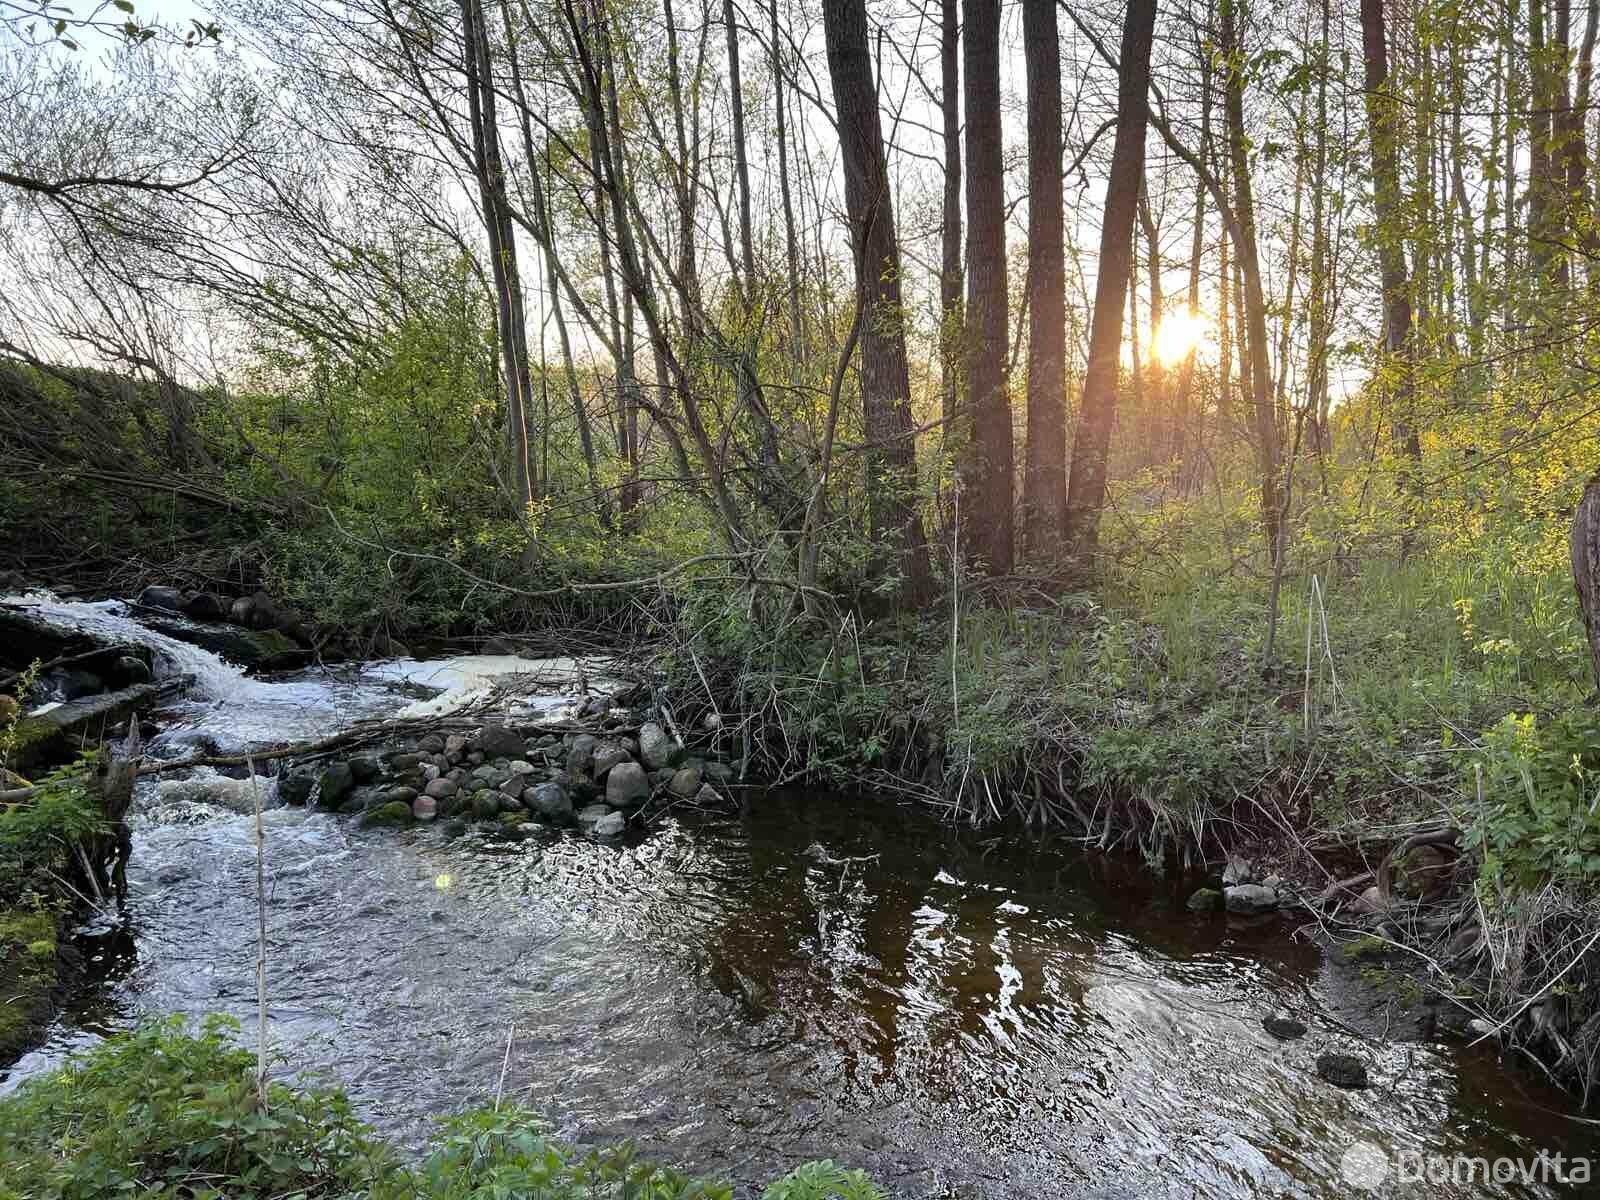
[1022,0,1066,557]
[1063,0,1157,562]
[960,0,1013,574]
[820,0,932,601]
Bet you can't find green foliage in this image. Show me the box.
[405,1109,730,1200]
[1464,709,1600,893]
[760,1161,885,1200]
[0,756,100,905]
[0,1020,883,1200]
[0,1015,390,1199]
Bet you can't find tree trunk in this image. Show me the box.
[461,0,536,514]
[960,0,1013,575]
[940,0,962,435]
[1062,0,1157,563]
[1021,0,1066,558]
[1220,0,1282,563]
[820,0,932,603]
[1572,470,1600,691]
[1359,0,1421,543]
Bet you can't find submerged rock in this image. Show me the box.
[317,762,354,807]
[528,782,573,822]
[1223,884,1278,915]
[360,800,414,829]
[576,803,611,830]
[593,812,626,838]
[1315,1051,1369,1089]
[277,769,316,806]
[1263,1015,1308,1041]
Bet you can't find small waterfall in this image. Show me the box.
[6,596,258,703]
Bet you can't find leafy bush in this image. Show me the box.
[0,1015,389,1199]
[0,1019,886,1200]
[0,757,101,906]
[1464,710,1600,893]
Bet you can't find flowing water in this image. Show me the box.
[2,598,1595,1198]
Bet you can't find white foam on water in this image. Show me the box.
[5,596,259,703]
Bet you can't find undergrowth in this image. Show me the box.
[0,1016,885,1200]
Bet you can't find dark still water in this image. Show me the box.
[9,793,1594,1199]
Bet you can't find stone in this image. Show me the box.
[472,790,501,819]
[386,785,419,805]
[466,751,484,766]
[703,762,736,784]
[388,751,428,770]
[651,768,675,787]
[424,777,459,800]
[591,742,631,778]
[482,636,514,654]
[498,774,526,801]
[1223,884,1278,915]
[566,734,598,776]
[420,762,441,783]
[668,764,704,797]
[114,655,152,685]
[276,769,316,806]
[639,722,679,770]
[1222,855,1255,887]
[593,812,626,837]
[349,754,382,783]
[1186,887,1223,913]
[360,800,414,829]
[182,591,229,620]
[605,762,650,810]
[528,782,573,822]
[137,584,185,612]
[1396,844,1454,900]
[508,760,536,775]
[1315,1052,1369,1089]
[694,783,722,807]
[1352,885,1389,916]
[419,734,445,754]
[576,803,611,829]
[474,724,525,758]
[1263,1016,1308,1041]
[443,734,468,758]
[412,794,437,822]
[317,761,354,807]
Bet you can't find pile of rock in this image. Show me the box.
[1186,854,1293,916]
[136,585,313,666]
[276,718,734,838]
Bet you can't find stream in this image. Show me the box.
[2,598,1594,1198]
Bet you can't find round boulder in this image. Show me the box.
[528,781,573,822]
[639,722,679,770]
[606,762,650,810]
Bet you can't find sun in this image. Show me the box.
[1150,311,1211,368]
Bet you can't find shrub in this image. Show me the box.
[0,1019,886,1200]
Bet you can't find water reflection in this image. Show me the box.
[5,792,1592,1198]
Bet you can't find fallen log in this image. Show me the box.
[11,677,185,772]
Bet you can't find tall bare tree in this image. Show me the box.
[1064,0,1157,562]
[820,0,932,602]
[960,0,1013,575]
[1022,0,1066,557]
